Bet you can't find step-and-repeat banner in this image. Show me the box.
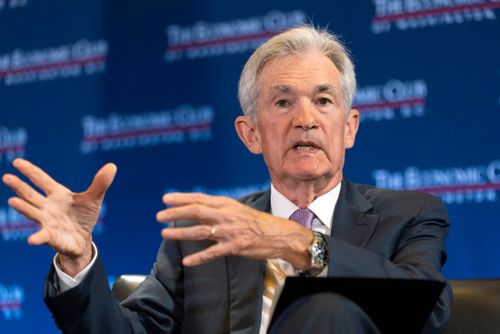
[1,0,499,332]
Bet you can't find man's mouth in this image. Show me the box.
[293,142,320,152]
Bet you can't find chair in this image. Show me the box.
[444,279,500,334]
[111,276,500,333]
[111,275,147,302]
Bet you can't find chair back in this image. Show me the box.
[111,274,147,302]
[445,279,500,334]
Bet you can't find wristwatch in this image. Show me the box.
[303,231,329,277]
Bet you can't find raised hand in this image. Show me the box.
[157,193,314,270]
[2,158,117,276]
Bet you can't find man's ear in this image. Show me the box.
[344,109,360,149]
[234,115,262,154]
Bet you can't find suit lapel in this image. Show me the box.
[331,179,380,248]
[226,190,269,334]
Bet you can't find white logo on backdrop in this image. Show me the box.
[81,105,215,154]
[372,160,500,204]
[164,10,307,62]
[0,284,24,320]
[371,0,499,34]
[0,39,108,86]
[0,127,26,163]
[354,79,427,122]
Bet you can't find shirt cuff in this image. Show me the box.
[53,242,98,292]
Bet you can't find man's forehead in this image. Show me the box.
[256,52,344,102]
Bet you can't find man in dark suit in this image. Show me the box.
[3,25,451,333]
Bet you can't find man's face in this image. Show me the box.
[236,51,359,190]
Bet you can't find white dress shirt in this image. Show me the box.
[259,182,341,334]
[54,242,98,291]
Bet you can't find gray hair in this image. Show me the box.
[238,25,356,120]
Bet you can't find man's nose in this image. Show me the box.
[292,101,319,130]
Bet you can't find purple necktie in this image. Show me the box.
[289,208,314,229]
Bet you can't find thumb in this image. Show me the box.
[86,163,117,200]
[28,229,50,245]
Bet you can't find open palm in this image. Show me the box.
[2,159,116,260]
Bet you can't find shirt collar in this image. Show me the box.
[270,182,341,229]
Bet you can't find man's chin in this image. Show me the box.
[286,168,332,182]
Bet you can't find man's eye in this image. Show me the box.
[318,97,332,105]
[276,99,289,107]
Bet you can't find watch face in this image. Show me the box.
[302,232,329,277]
[310,231,329,268]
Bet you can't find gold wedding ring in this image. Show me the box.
[209,226,216,240]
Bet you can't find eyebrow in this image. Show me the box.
[269,85,292,95]
[314,84,337,95]
[265,85,293,104]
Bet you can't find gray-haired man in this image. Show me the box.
[3,25,451,333]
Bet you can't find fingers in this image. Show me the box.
[181,243,232,266]
[157,204,219,223]
[27,229,50,245]
[161,224,214,240]
[2,173,45,207]
[161,225,228,266]
[158,193,237,223]
[12,158,61,195]
[162,192,231,208]
[7,197,43,222]
[86,163,117,200]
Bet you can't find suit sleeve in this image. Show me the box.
[44,239,184,334]
[325,195,452,334]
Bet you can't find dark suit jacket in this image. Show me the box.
[44,179,452,334]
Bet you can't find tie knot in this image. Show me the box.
[289,208,314,229]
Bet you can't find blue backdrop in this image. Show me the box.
[1,1,499,332]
